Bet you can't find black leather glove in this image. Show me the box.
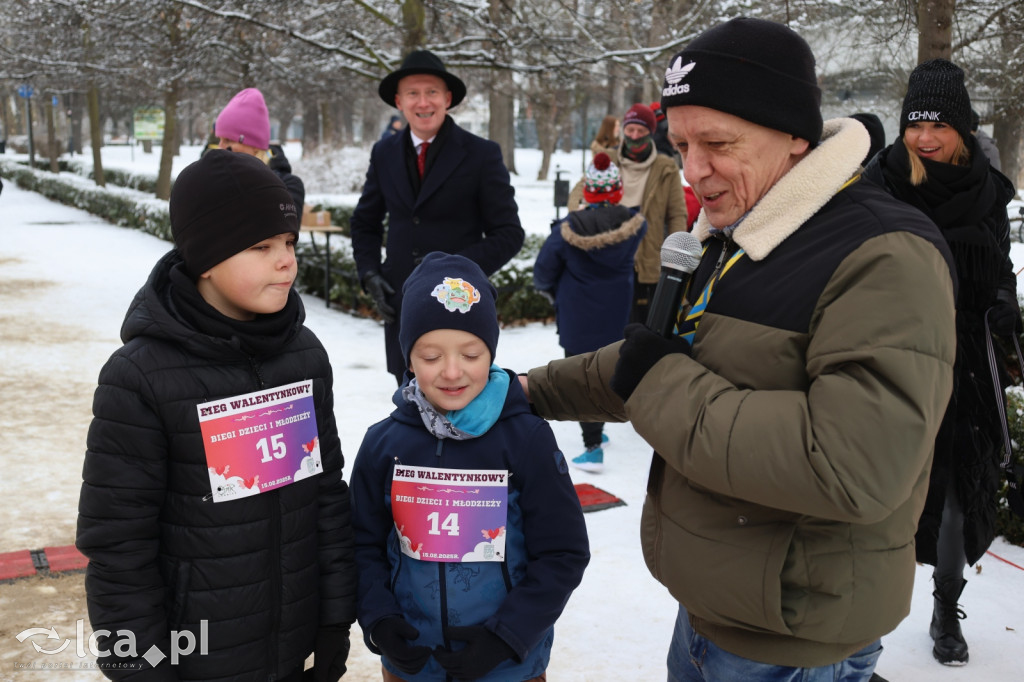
[989,291,1023,337]
[610,323,692,402]
[312,624,350,682]
[364,272,397,324]
[371,617,432,676]
[432,625,516,680]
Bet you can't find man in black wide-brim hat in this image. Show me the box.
[351,49,525,383]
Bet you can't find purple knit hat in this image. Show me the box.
[215,88,270,150]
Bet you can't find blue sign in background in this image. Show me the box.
[17,84,34,98]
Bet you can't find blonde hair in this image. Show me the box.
[905,135,970,186]
[594,115,621,148]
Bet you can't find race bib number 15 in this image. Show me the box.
[198,380,322,502]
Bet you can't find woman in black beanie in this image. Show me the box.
[864,57,1019,667]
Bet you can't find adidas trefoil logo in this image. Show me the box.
[663,57,696,96]
[664,57,695,84]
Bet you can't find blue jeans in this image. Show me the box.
[667,606,882,682]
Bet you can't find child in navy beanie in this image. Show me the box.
[350,252,590,681]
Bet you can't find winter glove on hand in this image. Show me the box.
[610,323,692,402]
[989,291,1023,337]
[537,289,556,307]
[364,273,397,325]
[432,626,516,680]
[371,617,432,676]
[312,624,350,682]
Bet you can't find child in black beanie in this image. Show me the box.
[350,252,590,682]
[77,149,355,680]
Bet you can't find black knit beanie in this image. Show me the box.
[899,59,973,143]
[170,150,299,279]
[399,252,499,367]
[660,17,822,144]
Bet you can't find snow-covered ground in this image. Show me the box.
[1,144,1022,680]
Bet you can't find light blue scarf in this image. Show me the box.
[403,365,509,440]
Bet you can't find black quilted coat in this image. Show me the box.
[76,251,355,680]
[865,134,1017,565]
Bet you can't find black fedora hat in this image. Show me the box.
[378,50,467,109]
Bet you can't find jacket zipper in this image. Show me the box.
[434,438,454,681]
[247,356,280,681]
[650,242,732,582]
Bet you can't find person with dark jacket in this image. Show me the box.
[351,51,525,384]
[972,108,1003,172]
[533,153,646,471]
[381,114,403,140]
[568,103,689,324]
[76,150,355,681]
[215,87,306,216]
[522,17,956,681]
[351,253,589,682]
[849,111,886,166]
[650,101,681,167]
[864,58,1020,667]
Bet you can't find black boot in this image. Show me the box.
[929,575,968,665]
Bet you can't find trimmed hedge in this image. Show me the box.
[0,158,555,323]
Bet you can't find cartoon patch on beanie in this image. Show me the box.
[432,277,482,313]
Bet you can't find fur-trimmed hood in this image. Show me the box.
[692,117,869,261]
[561,206,646,251]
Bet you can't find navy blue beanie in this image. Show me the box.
[399,252,499,365]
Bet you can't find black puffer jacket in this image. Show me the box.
[865,135,1017,565]
[77,250,355,680]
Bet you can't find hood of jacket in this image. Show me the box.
[120,249,305,359]
[692,117,869,261]
[563,205,645,248]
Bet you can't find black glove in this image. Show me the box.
[364,273,397,324]
[371,617,432,676]
[312,624,350,682]
[989,292,1023,337]
[609,323,692,402]
[432,625,516,680]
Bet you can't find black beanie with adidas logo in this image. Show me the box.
[899,59,973,144]
[659,17,822,145]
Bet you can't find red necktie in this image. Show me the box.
[417,141,430,179]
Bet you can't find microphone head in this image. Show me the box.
[660,231,702,274]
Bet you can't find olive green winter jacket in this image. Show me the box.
[528,118,957,668]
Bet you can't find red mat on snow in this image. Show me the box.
[574,483,626,513]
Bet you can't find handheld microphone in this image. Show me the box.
[645,231,703,337]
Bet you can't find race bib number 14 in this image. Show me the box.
[391,465,509,563]
[198,380,322,502]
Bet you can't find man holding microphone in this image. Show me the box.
[521,17,957,681]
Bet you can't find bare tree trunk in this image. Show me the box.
[362,97,381,146]
[44,96,59,172]
[534,93,556,181]
[488,0,518,172]
[303,96,321,154]
[155,84,179,200]
[87,84,105,187]
[488,85,517,174]
[402,0,426,52]
[994,115,1022,190]
[916,0,955,62]
[277,109,295,144]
